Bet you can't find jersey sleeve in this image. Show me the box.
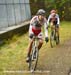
[56,14,60,25]
[44,18,49,37]
[30,16,38,26]
[47,15,51,25]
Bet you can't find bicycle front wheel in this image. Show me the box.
[29,46,39,71]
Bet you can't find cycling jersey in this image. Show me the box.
[29,16,48,39]
[47,14,60,25]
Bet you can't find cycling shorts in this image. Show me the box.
[29,27,43,39]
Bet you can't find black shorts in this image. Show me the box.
[53,21,59,28]
[53,20,57,25]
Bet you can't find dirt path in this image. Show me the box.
[37,39,71,75]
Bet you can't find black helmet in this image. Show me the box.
[37,9,46,15]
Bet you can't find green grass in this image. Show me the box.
[60,21,71,42]
[0,21,71,75]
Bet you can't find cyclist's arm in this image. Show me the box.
[56,14,60,25]
[44,19,49,37]
[30,16,38,26]
[47,15,51,25]
[29,16,39,34]
[29,16,36,34]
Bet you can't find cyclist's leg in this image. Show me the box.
[26,33,34,62]
[38,39,43,50]
[38,32,43,50]
[27,38,34,57]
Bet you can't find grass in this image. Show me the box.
[60,21,71,42]
[0,21,71,75]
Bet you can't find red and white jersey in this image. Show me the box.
[29,16,48,37]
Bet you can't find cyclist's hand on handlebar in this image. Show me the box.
[45,37,49,43]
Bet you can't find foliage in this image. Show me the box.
[30,0,71,21]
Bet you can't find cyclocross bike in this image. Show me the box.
[50,25,60,48]
[28,35,39,72]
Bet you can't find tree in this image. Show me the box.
[30,0,71,21]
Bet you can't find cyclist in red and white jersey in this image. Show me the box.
[26,9,49,62]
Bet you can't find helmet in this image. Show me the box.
[37,9,46,15]
[50,9,56,14]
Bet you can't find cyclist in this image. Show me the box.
[47,9,60,41]
[26,9,49,62]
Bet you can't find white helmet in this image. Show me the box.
[37,9,46,15]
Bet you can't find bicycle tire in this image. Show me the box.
[68,68,71,75]
[55,34,60,45]
[28,42,39,71]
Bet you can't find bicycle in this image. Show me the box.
[68,68,71,75]
[28,35,39,72]
[50,25,59,48]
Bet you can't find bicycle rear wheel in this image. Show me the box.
[56,34,60,45]
[29,44,39,71]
